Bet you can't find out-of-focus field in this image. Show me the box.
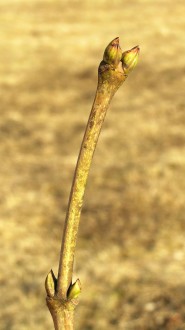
[1,0,185,329]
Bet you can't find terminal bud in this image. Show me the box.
[122,45,140,75]
[103,37,122,68]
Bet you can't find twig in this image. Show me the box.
[45,37,139,330]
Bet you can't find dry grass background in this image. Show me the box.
[1,0,185,329]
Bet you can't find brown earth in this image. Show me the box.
[1,0,185,329]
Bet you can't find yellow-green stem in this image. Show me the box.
[57,67,127,299]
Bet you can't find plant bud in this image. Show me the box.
[122,45,140,75]
[67,279,81,300]
[103,37,122,68]
[45,269,57,298]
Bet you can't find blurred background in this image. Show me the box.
[1,0,185,329]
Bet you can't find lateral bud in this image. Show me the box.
[45,269,57,298]
[67,279,82,300]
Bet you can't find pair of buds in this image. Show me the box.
[103,37,140,75]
